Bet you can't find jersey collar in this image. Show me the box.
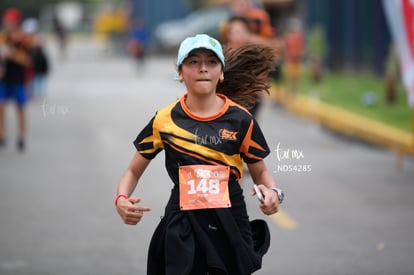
[180,93,230,122]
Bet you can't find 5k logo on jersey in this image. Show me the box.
[219,128,238,141]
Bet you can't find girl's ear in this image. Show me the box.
[219,72,224,83]
[178,72,184,83]
[178,70,184,83]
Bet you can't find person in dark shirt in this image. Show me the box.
[0,8,32,151]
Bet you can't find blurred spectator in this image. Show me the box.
[220,16,251,49]
[126,18,148,63]
[0,8,33,152]
[22,17,38,35]
[307,25,327,83]
[22,17,50,99]
[245,6,284,83]
[246,7,274,38]
[284,18,304,93]
[229,0,274,38]
[220,16,266,118]
[220,2,283,117]
[31,39,49,98]
[52,9,67,59]
[226,0,284,69]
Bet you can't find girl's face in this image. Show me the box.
[179,49,224,96]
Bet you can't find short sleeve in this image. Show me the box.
[133,115,164,159]
[240,119,270,163]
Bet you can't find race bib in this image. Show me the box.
[179,165,231,210]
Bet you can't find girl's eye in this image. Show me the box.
[209,59,218,64]
[188,59,198,64]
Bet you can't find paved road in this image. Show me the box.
[1,38,414,275]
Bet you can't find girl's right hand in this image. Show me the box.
[116,197,151,225]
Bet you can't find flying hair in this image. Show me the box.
[216,44,277,110]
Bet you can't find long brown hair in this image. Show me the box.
[216,44,277,110]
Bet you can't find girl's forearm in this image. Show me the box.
[248,161,277,188]
[117,169,139,197]
[117,152,151,197]
[258,170,277,189]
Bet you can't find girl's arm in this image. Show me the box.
[116,152,151,225]
[247,160,280,215]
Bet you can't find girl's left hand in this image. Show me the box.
[256,185,279,215]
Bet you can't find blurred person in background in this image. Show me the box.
[126,18,148,65]
[0,8,33,152]
[22,18,49,99]
[228,0,270,35]
[220,16,267,118]
[29,37,49,98]
[242,2,284,84]
[220,10,282,118]
[52,9,67,59]
[246,5,274,39]
[284,17,304,93]
[227,0,284,55]
[229,0,274,38]
[220,16,251,50]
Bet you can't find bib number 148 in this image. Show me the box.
[187,179,220,194]
[178,165,231,210]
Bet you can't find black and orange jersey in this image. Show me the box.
[0,31,33,84]
[134,93,270,183]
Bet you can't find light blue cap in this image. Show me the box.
[176,34,225,67]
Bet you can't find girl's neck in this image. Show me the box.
[185,93,224,117]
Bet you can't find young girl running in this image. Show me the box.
[115,34,284,275]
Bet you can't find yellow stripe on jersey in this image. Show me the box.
[134,94,270,181]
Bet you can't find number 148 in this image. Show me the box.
[187,179,220,194]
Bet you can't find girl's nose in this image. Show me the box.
[199,61,208,73]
